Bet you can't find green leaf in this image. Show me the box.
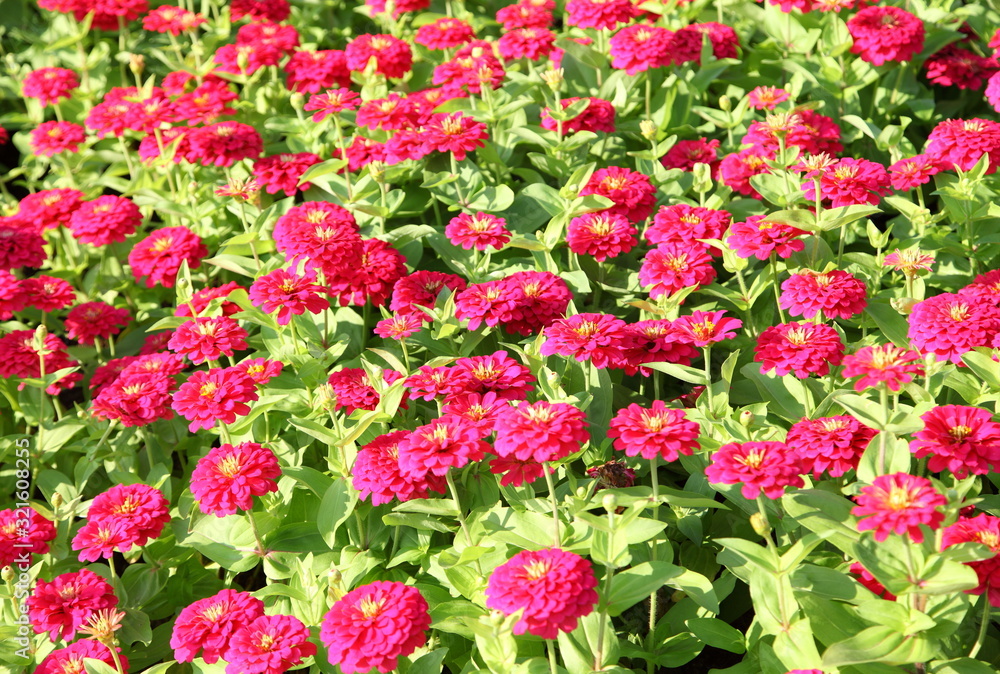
[317,478,358,548]
[864,301,911,348]
[407,648,449,674]
[821,626,937,667]
[686,617,745,653]
[606,561,676,616]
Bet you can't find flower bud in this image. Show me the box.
[51,492,64,509]
[890,297,919,315]
[32,324,49,355]
[718,95,731,112]
[602,492,618,514]
[129,54,145,78]
[740,410,754,428]
[1,566,14,583]
[750,512,771,538]
[368,160,387,184]
[541,68,563,91]
[640,120,657,141]
[315,383,338,411]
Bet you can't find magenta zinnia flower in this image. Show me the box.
[841,344,924,392]
[941,514,1000,607]
[727,215,808,260]
[190,442,281,516]
[911,405,1000,477]
[353,430,446,505]
[168,316,248,364]
[171,590,265,663]
[607,401,700,461]
[540,313,629,369]
[907,293,1000,364]
[445,212,511,251]
[754,322,844,378]
[852,472,946,543]
[494,400,589,463]
[672,310,742,346]
[27,569,118,642]
[171,367,259,432]
[639,242,717,299]
[846,6,925,66]
[320,581,431,674]
[225,614,317,674]
[36,641,127,674]
[396,416,489,479]
[786,415,877,478]
[705,441,804,499]
[485,547,599,639]
[802,158,891,207]
[779,269,868,320]
[249,268,330,325]
[566,212,637,262]
[65,301,131,346]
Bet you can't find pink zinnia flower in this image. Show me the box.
[841,344,924,392]
[494,400,589,463]
[424,112,489,160]
[888,154,945,191]
[803,158,891,207]
[225,614,317,674]
[705,441,805,499]
[847,6,925,66]
[786,415,877,478]
[374,313,423,340]
[608,24,672,75]
[129,225,209,288]
[540,313,629,369]
[926,118,1000,174]
[320,581,431,674]
[639,242,717,299]
[747,86,790,110]
[29,120,86,156]
[852,472,946,543]
[911,405,1000,477]
[646,205,731,251]
[345,33,413,79]
[485,547,599,638]
[579,166,657,223]
[672,310,742,346]
[445,351,535,401]
[390,270,468,320]
[36,641,128,674]
[72,518,137,561]
[565,0,640,30]
[65,301,130,345]
[0,508,55,568]
[236,357,284,386]
[171,590,265,663]
[252,152,322,196]
[303,88,360,122]
[728,214,808,260]
[69,195,142,246]
[22,67,79,106]
[396,416,489,479]
[190,442,281,516]
[168,316,248,365]
[608,401,700,461]
[941,514,1000,607]
[249,268,329,325]
[907,293,1000,364]
[754,322,844,378]
[445,212,511,251]
[272,201,362,276]
[779,269,868,320]
[86,483,170,546]
[327,367,402,414]
[27,569,118,642]
[565,211,637,262]
[171,367,259,432]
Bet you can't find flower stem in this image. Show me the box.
[770,254,786,323]
[445,470,474,548]
[877,384,889,475]
[547,639,559,674]
[544,464,561,547]
[970,593,992,658]
[702,345,714,417]
[247,509,267,557]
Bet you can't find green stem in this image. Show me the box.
[877,384,889,475]
[544,464,561,547]
[248,509,267,557]
[970,593,991,659]
[770,254,786,323]
[702,345,714,417]
[547,639,559,674]
[445,470,474,547]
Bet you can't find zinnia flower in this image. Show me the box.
[64,301,131,345]
[926,118,1000,174]
[224,614,317,674]
[941,514,1000,607]
[579,166,657,223]
[608,401,700,461]
[485,547,599,639]
[69,195,142,246]
[754,322,844,378]
[907,293,1000,364]
[171,367,259,432]
[639,243,717,299]
[0,507,56,568]
[846,6,925,66]
[353,430,446,505]
[396,416,490,479]
[320,581,431,674]
[249,268,329,325]
[841,344,924,392]
[705,441,804,499]
[168,316,248,365]
[779,269,868,320]
[493,400,589,463]
[565,212,637,262]
[787,415,877,478]
[540,313,629,369]
[445,212,511,251]
[27,569,118,642]
[672,310,742,346]
[190,442,281,516]
[129,225,209,288]
[345,33,413,79]
[35,641,128,674]
[171,590,265,663]
[911,405,1000,477]
[852,473,946,543]
[802,158,891,207]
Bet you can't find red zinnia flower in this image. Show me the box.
[494,400,589,463]
[608,401,700,461]
[327,367,403,414]
[446,351,535,401]
[320,581,431,674]
[705,441,805,499]
[608,24,672,74]
[0,330,80,394]
[907,293,1000,364]
[272,201,363,276]
[186,121,264,167]
[639,242,717,299]
[249,268,329,325]
[225,614,317,674]
[847,6,925,66]
[91,372,177,427]
[304,88,361,122]
[498,27,556,61]
[65,301,130,345]
[565,0,640,30]
[446,212,511,251]
[390,270,468,319]
[0,507,56,568]
[579,166,657,223]
[924,45,998,90]
[424,112,489,160]
[230,0,290,21]
[27,569,118,642]
[143,5,206,34]
[129,225,209,288]
[540,97,616,134]
[853,472,946,543]
[614,319,700,375]
[0,222,46,270]
[374,313,422,340]
[353,430,446,505]
[747,86,790,110]
[786,415,877,478]
[485,547,599,638]
[415,17,475,49]
[396,416,490,478]
[69,195,142,246]
[842,344,924,392]
[802,158,891,207]
[285,49,351,93]
[190,442,281,516]
[888,154,945,191]
[252,152,322,196]
[326,238,408,307]
[236,357,284,386]
[661,138,721,173]
[168,316,248,364]
[941,514,1000,606]
[405,365,455,401]
[0,271,28,319]
[345,33,413,79]
[15,188,85,230]
[443,391,508,437]
[540,313,629,369]
[176,282,245,318]
[911,405,1000,477]
[494,270,572,336]
[754,322,844,378]
[566,212,637,262]
[171,590,265,663]
[171,367,259,432]
[86,483,171,546]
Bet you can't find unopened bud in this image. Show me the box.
[890,297,919,315]
[640,120,657,141]
[315,383,338,411]
[740,410,754,428]
[51,492,64,509]
[236,47,251,73]
[368,160,386,183]
[718,95,731,113]
[750,512,771,538]
[602,493,618,514]
[1,566,14,583]
[129,54,145,78]
[541,68,563,91]
[327,567,345,601]
[33,325,49,354]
